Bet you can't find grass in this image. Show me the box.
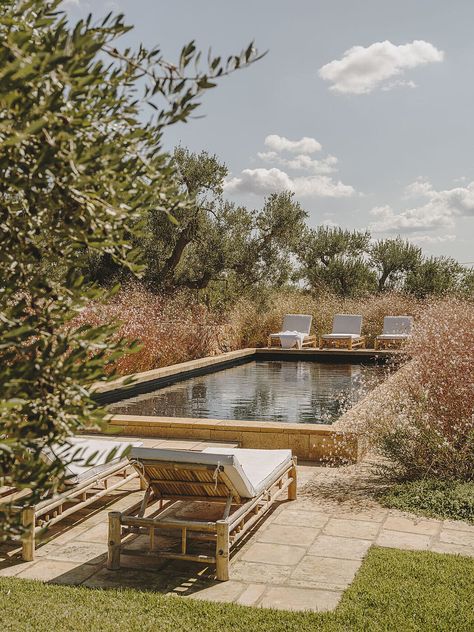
[380,479,474,524]
[1,548,473,631]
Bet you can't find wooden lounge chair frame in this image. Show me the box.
[320,314,365,350]
[4,461,140,561]
[374,337,405,350]
[319,335,366,350]
[107,455,297,581]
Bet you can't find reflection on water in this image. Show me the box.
[110,360,385,424]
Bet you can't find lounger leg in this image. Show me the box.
[21,508,36,562]
[288,459,298,501]
[216,521,230,581]
[107,511,122,570]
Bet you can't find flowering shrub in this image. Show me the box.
[360,298,474,481]
[74,285,239,374]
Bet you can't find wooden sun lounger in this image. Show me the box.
[268,314,317,349]
[2,438,142,561]
[375,316,413,350]
[320,314,365,350]
[107,448,297,581]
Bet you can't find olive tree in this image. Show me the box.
[405,256,469,297]
[298,226,376,296]
[0,0,261,538]
[370,237,422,291]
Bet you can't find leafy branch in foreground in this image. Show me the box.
[0,0,261,538]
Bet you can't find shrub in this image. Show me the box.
[361,298,474,481]
[74,285,240,374]
[380,479,474,523]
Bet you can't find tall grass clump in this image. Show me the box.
[361,298,474,481]
[74,285,239,374]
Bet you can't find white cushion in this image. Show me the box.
[130,447,293,499]
[376,333,411,340]
[382,316,413,335]
[45,438,142,484]
[202,448,293,495]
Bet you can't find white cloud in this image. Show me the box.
[225,168,293,196]
[381,79,417,92]
[319,40,444,95]
[321,218,340,228]
[257,151,338,175]
[411,234,456,244]
[264,134,322,154]
[224,168,354,198]
[370,179,474,236]
[225,134,356,199]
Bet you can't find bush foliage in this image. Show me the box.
[381,479,474,524]
[0,0,261,538]
[357,298,474,482]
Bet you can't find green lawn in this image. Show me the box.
[381,479,474,524]
[1,548,473,632]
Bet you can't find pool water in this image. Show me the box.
[110,360,386,424]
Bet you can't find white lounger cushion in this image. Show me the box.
[321,333,362,339]
[331,314,362,335]
[45,438,142,484]
[130,447,292,499]
[202,448,293,496]
[378,316,413,337]
[270,314,312,349]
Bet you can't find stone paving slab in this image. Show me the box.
[308,535,372,560]
[1,460,474,614]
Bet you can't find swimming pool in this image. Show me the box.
[110,359,386,424]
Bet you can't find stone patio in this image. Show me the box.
[1,438,473,613]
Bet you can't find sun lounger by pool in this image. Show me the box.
[268,314,317,349]
[3,437,142,561]
[320,314,365,350]
[375,316,413,349]
[107,447,297,581]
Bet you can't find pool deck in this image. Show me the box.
[1,435,472,613]
[91,347,401,464]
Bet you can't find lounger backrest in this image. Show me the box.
[281,314,312,334]
[129,447,256,501]
[383,316,413,335]
[332,314,362,335]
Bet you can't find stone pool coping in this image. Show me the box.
[92,347,401,464]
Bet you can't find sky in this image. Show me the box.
[64,0,474,262]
